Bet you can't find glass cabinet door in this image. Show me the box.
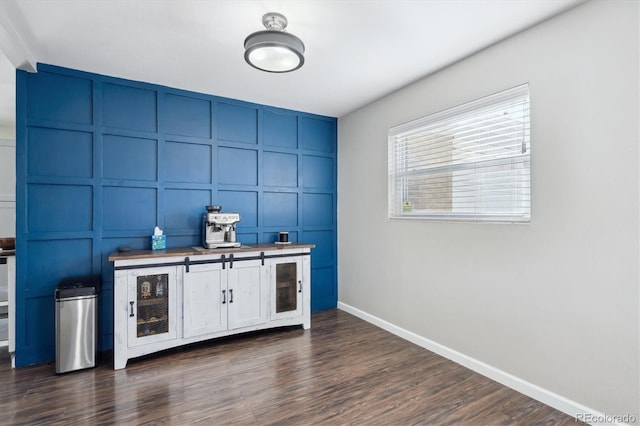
[136,273,169,337]
[272,259,302,320]
[128,267,177,347]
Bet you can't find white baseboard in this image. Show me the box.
[338,302,629,426]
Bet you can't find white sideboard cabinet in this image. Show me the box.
[110,244,313,369]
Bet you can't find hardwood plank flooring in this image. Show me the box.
[0,309,582,425]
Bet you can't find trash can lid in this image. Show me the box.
[56,287,96,299]
[56,275,101,298]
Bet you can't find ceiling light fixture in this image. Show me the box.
[244,12,305,73]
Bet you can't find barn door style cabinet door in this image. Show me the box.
[226,259,268,330]
[182,259,267,338]
[182,263,227,338]
[111,245,313,369]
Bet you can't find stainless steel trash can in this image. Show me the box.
[55,276,100,374]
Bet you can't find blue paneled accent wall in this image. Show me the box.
[15,64,337,366]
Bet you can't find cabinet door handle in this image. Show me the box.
[222,289,226,304]
[229,289,234,303]
[129,301,135,317]
[298,280,302,293]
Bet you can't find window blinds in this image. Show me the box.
[388,84,530,222]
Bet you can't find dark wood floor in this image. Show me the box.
[0,309,580,425]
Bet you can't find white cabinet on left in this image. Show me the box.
[114,265,180,369]
[127,266,178,347]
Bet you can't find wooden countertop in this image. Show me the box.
[109,243,315,261]
[0,237,15,256]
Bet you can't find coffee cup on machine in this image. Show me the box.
[278,232,289,243]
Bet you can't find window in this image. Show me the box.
[388,84,530,222]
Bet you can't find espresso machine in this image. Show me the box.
[202,205,242,248]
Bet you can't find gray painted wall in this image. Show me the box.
[338,0,638,418]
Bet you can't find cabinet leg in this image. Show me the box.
[113,352,128,370]
[303,313,311,330]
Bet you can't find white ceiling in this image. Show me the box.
[1,0,581,118]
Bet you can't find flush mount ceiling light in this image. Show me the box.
[244,12,305,73]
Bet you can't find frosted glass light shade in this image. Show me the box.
[247,45,301,73]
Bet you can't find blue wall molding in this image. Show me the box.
[15,63,337,366]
